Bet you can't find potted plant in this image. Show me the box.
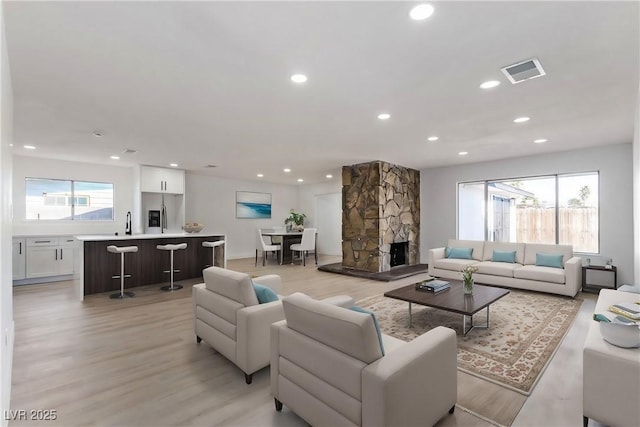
[284,209,306,232]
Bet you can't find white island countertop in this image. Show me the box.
[76,232,225,241]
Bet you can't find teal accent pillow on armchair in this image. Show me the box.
[349,306,385,356]
[252,283,279,303]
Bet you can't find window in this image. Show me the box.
[457,172,599,253]
[26,178,114,221]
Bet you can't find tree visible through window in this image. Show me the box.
[25,178,114,221]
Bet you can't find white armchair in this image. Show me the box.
[271,293,458,426]
[193,266,284,384]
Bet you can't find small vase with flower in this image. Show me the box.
[461,265,479,295]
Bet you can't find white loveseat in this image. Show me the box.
[428,239,582,297]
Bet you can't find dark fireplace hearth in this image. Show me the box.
[390,242,409,268]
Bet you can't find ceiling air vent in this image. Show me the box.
[205,164,217,168]
[122,148,137,155]
[501,58,545,84]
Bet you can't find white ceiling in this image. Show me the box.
[4,1,639,185]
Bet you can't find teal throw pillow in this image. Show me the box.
[445,247,452,258]
[535,253,564,269]
[252,283,279,304]
[349,306,385,356]
[492,250,517,263]
[447,247,473,260]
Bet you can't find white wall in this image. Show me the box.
[634,87,640,285]
[185,173,298,259]
[0,3,13,422]
[297,181,342,256]
[421,143,635,284]
[12,156,135,237]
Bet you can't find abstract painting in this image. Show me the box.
[236,191,272,219]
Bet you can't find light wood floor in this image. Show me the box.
[10,256,602,427]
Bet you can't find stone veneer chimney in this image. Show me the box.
[342,161,420,273]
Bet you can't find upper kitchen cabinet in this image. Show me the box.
[140,166,184,194]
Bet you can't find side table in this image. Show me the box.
[581,265,617,294]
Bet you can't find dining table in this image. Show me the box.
[260,230,317,265]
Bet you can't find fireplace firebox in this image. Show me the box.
[390,242,409,268]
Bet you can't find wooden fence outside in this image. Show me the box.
[515,207,598,252]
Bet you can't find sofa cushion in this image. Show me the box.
[475,261,522,278]
[447,239,485,261]
[252,283,279,304]
[282,293,383,364]
[203,266,259,307]
[446,247,473,259]
[536,253,564,269]
[433,258,478,272]
[492,250,517,263]
[483,242,525,264]
[523,243,573,267]
[513,265,566,284]
[349,306,384,356]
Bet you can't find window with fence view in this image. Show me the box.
[458,172,598,253]
[26,178,114,221]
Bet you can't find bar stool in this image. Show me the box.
[157,243,187,291]
[107,245,138,299]
[202,240,226,269]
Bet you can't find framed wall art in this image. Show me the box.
[236,191,272,219]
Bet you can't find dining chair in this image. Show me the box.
[290,228,317,266]
[256,228,281,266]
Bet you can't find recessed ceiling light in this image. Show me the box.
[257,173,264,178]
[533,139,547,144]
[24,145,36,150]
[297,178,304,183]
[378,113,391,120]
[458,151,468,156]
[283,168,291,173]
[409,4,434,20]
[427,136,439,141]
[290,74,307,83]
[169,163,178,167]
[93,131,103,137]
[9,144,13,147]
[480,80,501,89]
[110,155,120,160]
[513,116,530,123]
[326,174,333,179]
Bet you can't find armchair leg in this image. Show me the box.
[255,250,258,267]
[245,373,253,384]
[449,405,455,414]
[274,398,283,412]
[583,416,588,427]
[196,336,202,344]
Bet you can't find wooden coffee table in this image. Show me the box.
[383,280,510,335]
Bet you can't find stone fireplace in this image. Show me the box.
[342,161,420,273]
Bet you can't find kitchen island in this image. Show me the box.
[74,232,225,300]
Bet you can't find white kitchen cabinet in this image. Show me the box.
[25,236,75,278]
[140,166,184,194]
[12,237,26,280]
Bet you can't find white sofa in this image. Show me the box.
[583,289,640,426]
[428,239,582,297]
[271,292,458,427]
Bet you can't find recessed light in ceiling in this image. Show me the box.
[9,144,13,147]
[513,116,530,123]
[533,139,547,144]
[283,168,291,173]
[409,4,434,20]
[169,163,178,167]
[24,145,36,150]
[290,74,307,83]
[326,174,333,179]
[378,113,391,120]
[427,136,439,141]
[480,80,501,89]
[110,155,120,160]
[458,151,468,156]
[297,178,304,183]
[257,173,264,178]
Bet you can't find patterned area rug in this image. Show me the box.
[357,289,582,395]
